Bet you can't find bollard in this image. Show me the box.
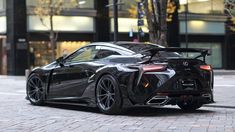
[25,69,30,80]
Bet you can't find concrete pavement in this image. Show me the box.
[214,70,235,76]
[205,74,235,108]
[1,70,235,108]
[0,73,235,131]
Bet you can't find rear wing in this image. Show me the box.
[140,47,211,62]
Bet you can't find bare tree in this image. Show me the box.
[128,0,177,47]
[34,0,77,61]
[143,0,168,46]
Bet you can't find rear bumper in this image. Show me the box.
[146,93,213,106]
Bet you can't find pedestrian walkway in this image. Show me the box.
[0,74,235,109]
[205,75,235,108]
[214,69,235,75]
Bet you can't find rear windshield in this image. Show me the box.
[119,43,181,58]
[119,43,158,52]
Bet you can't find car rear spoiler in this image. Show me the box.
[140,47,211,62]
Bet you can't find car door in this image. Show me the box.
[49,46,100,98]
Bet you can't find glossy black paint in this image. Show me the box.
[27,42,214,109]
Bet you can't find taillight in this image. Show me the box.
[200,65,212,71]
[143,65,166,72]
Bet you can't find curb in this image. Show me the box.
[203,104,235,109]
[214,73,235,76]
[214,70,235,76]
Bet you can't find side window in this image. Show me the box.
[65,46,99,63]
[94,47,121,59]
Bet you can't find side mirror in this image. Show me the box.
[56,56,64,67]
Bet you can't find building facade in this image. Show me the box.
[0,0,234,75]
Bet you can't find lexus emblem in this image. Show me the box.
[183,61,189,67]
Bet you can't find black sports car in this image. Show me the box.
[26,42,214,114]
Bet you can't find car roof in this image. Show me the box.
[88,42,163,52]
[88,42,134,53]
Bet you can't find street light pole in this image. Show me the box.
[113,0,118,42]
[185,0,188,49]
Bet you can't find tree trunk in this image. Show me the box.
[50,15,55,61]
[144,0,168,47]
[49,0,56,61]
[158,0,168,47]
[144,0,157,44]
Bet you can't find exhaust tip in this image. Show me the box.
[146,96,169,105]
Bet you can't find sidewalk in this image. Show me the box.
[204,74,235,109]
[0,73,235,109]
[214,69,235,75]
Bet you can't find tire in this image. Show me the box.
[26,74,45,105]
[96,74,122,114]
[177,101,202,111]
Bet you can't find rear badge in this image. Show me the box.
[183,61,189,67]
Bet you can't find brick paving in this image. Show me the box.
[0,75,235,132]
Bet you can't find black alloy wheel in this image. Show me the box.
[96,74,122,114]
[26,74,45,105]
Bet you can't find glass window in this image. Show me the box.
[119,43,160,52]
[29,41,53,67]
[110,18,148,33]
[29,41,90,67]
[26,0,94,9]
[56,41,89,58]
[75,0,94,9]
[66,46,99,63]
[179,0,224,14]
[26,0,36,7]
[94,47,121,59]
[28,16,94,32]
[181,43,222,68]
[109,0,136,11]
[180,21,225,35]
[0,16,6,33]
[109,0,139,18]
[0,0,6,11]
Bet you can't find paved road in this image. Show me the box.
[207,75,235,108]
[0,75,235,132]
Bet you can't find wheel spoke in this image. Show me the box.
[29,90,36,97]
[99,95,107,102]
[29,80,36,88]
[107,80,111,90]
[28,82,34,88]
[110,96,115,102]
[98,94,107,97]
[104,96,109,108]
[110,93,115,96]
[104,81,110,91]
[102,80,109,91]
[99,84,108,92]
[36,92,40,100]
[107,96,111,108]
